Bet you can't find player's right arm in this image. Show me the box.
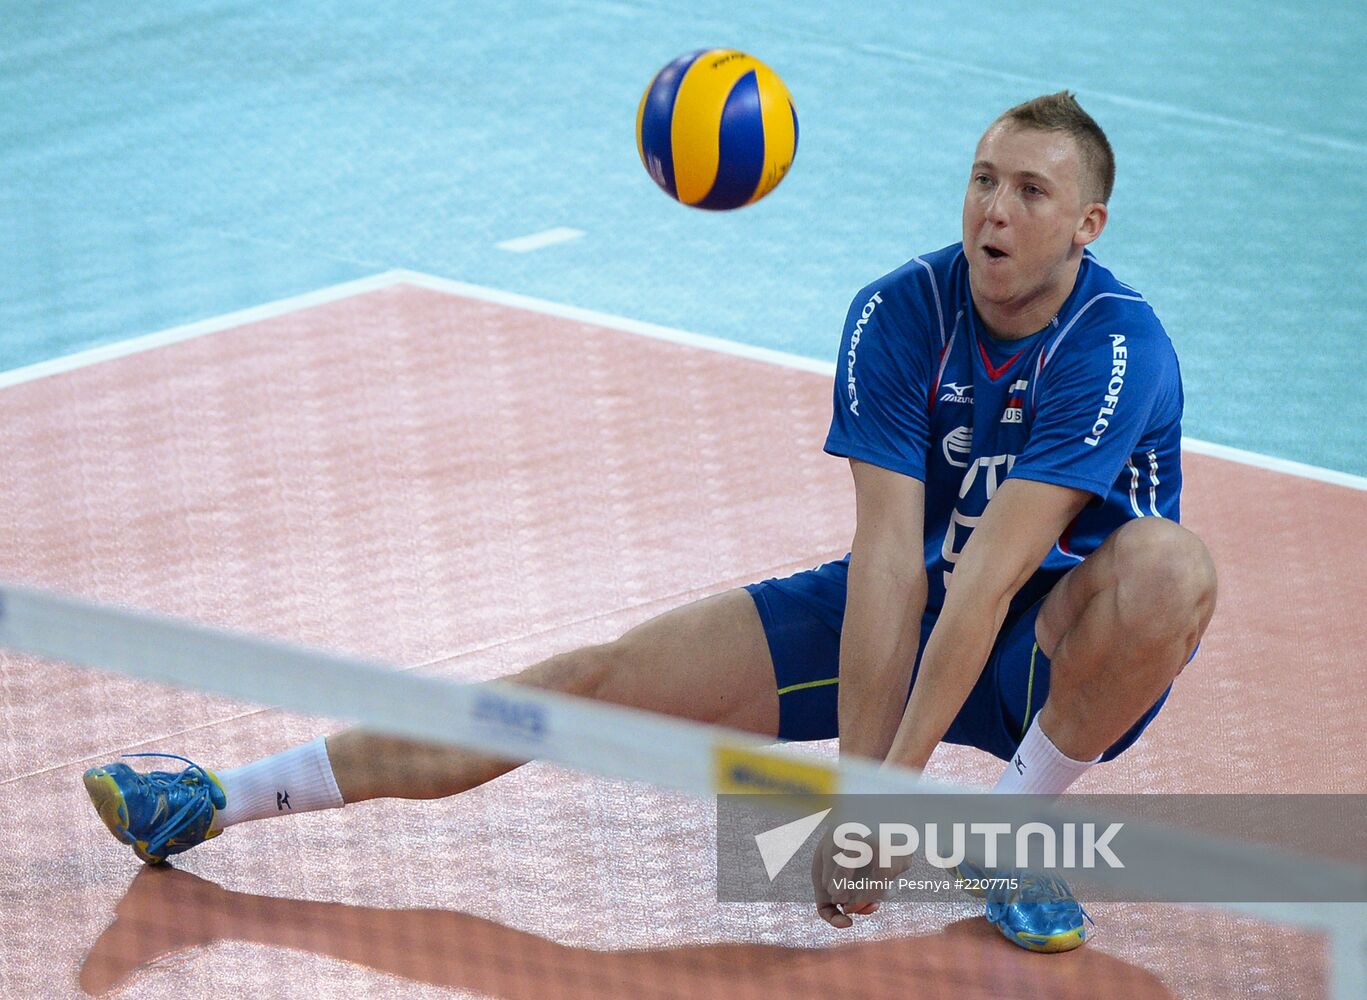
[838,459,927,762]
[821,269,937,761]
[815,459,927,929]
[821,266,938,762]
[815,267,937,928]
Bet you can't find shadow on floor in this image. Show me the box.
[81,865,1175,999]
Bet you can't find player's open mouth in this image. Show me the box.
[983,245,1008,260]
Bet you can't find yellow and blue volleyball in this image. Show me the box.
[636,49,798,210]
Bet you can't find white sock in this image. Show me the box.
[209,737,344,831]
[992,715,1101,795]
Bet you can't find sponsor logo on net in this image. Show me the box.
[714,745,838,797]
[471,690,548,745]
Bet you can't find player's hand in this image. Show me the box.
[810,820,886,929]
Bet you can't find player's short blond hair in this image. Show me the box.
[995,92,1115,205]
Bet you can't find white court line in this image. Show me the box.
[0,272,405,390]
[496,227,585,252]
[3,267,1363,491]
[391,270,1367,492]
[390,269,835,376]
[1179,439,1367,491]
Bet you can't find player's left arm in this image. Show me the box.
[883,478,1090,771]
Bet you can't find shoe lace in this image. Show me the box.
[984,870,1096,929]
[121,753,220,857]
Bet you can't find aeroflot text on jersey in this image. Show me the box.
[1084,334,1128,446]
[846,291,883,416]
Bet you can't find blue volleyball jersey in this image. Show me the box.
[825,243,1184,614]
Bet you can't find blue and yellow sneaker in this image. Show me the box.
[82,754,226,864]
[984,870,1093,953]
[957,861,1093,953]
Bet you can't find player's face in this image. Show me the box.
[962,123,1104,330]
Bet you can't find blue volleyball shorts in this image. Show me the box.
[744,557,1171,762]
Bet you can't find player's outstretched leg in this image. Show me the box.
[83,590,780,864]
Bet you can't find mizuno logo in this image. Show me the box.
[939,382,973,404]
[277,790,291,810]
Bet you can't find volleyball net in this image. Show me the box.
[2,581,1363,1000]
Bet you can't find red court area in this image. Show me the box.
[0,280,1361,999]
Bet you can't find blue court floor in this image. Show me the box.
[3,0,1365,473]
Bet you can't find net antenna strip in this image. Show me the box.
[1,582,1363,998]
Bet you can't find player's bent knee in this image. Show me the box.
[1112,519,1217,637]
